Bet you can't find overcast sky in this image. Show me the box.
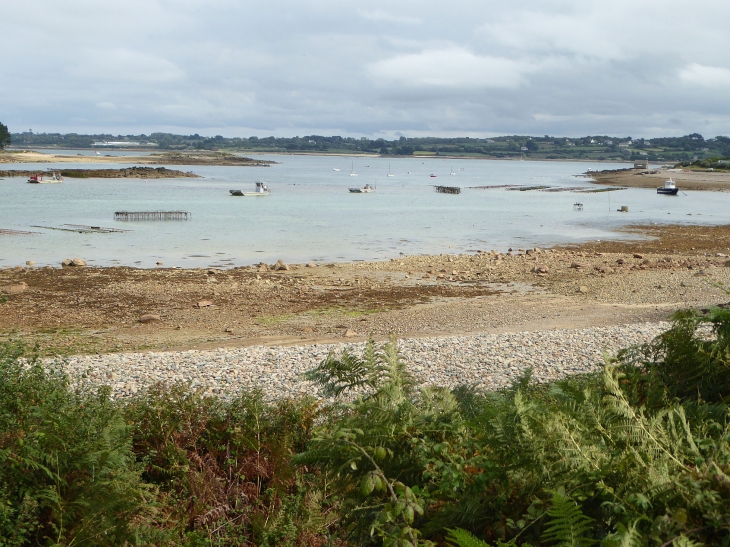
[2,0,730,138]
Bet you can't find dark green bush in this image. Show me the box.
[0,342,150,546]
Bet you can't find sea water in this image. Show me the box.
[1,154,728,268]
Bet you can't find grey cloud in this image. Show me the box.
[1,0,729,137]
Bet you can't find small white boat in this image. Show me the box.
[450,167,455,176]
[230,181,270,196]
[349,184,375,193]
[27,172,63,184]
[350,161,358,177]
[332,168,340,171]
[387,163,394,177]
[657,178,679,195]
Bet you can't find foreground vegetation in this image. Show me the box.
[1,306,730,546]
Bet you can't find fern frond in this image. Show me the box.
[541,489,596,547]
[446,527,494,547]
[304,343,378,397]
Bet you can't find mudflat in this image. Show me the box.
[590,167,730,191]
[0,150,274,167]
[2,224,729,356]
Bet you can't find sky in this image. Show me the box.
[2,0,730,139]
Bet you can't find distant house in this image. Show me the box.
[520,146,528,151]
[618,143,630,148]
[605,140,613,145]
[634,160,649,169]
[486,139,495,143]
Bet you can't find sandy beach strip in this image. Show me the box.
[59,322,669,399]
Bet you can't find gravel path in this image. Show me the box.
[61,322,669,399]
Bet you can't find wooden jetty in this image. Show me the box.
[0,228,42,236]
[506,185,551,192]
[573,187,627,193]
[31,224,131,234]
[435,185,461,194]
[469,184,523,190]
[114,211,191,221]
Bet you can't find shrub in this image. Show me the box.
[0,342,151,545]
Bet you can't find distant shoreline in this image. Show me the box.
[3,147,630,164]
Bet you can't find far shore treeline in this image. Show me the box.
[7,129,730,162]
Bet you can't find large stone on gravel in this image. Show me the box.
[139,314,161,323]
[70,258,87,267]
[257,262,269,272]
[3,282,28,295]
[578,285,589,294]
[344,329,358,337]
[570,262,589,269]
[633,253,643,259]
[26,260,35,266]
[275,260,290,271]
[306,262,317,268]
[195,300,213,308]
[61,258,73,266]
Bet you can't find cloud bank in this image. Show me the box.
[1,0,729,137]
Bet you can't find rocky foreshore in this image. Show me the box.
[60,322,669,399]
[0,167,199,179]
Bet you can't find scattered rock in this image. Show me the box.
[257,263,269,272]
[26,260,35,267]
[633,253,643,259]
[61,258,73,266]
[306,262,317,268]
[578,286,589,294]
[3,282,28,295]
[195,300,213,308]
[224,327,234,333]
[570,262,589,269]
[725,260,730,267]
[616,258,625,265]
[275,260,290,271]
[156,261,163,266]
[344,329,358,337]
[139,314,161,323]
[70,258,87,267]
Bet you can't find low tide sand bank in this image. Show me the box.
[590,167,730,191]
[0,150,274,167]
[2,224,729,356]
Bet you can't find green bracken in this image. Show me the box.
[1,304,730,545]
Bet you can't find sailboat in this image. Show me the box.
[350,161,358,177]
[450,167,455,176]
[387,163,394,177]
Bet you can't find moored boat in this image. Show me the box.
[349,184,375,193]
[27,172,64,184]
[657,177,679,195]
[230,182,270,196]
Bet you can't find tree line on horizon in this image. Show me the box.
[6,126,730,162]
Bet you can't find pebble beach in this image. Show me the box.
[60,322,669,399]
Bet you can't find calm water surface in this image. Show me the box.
[1,155,728,268]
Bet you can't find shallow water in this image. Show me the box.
[1,155,727,268]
